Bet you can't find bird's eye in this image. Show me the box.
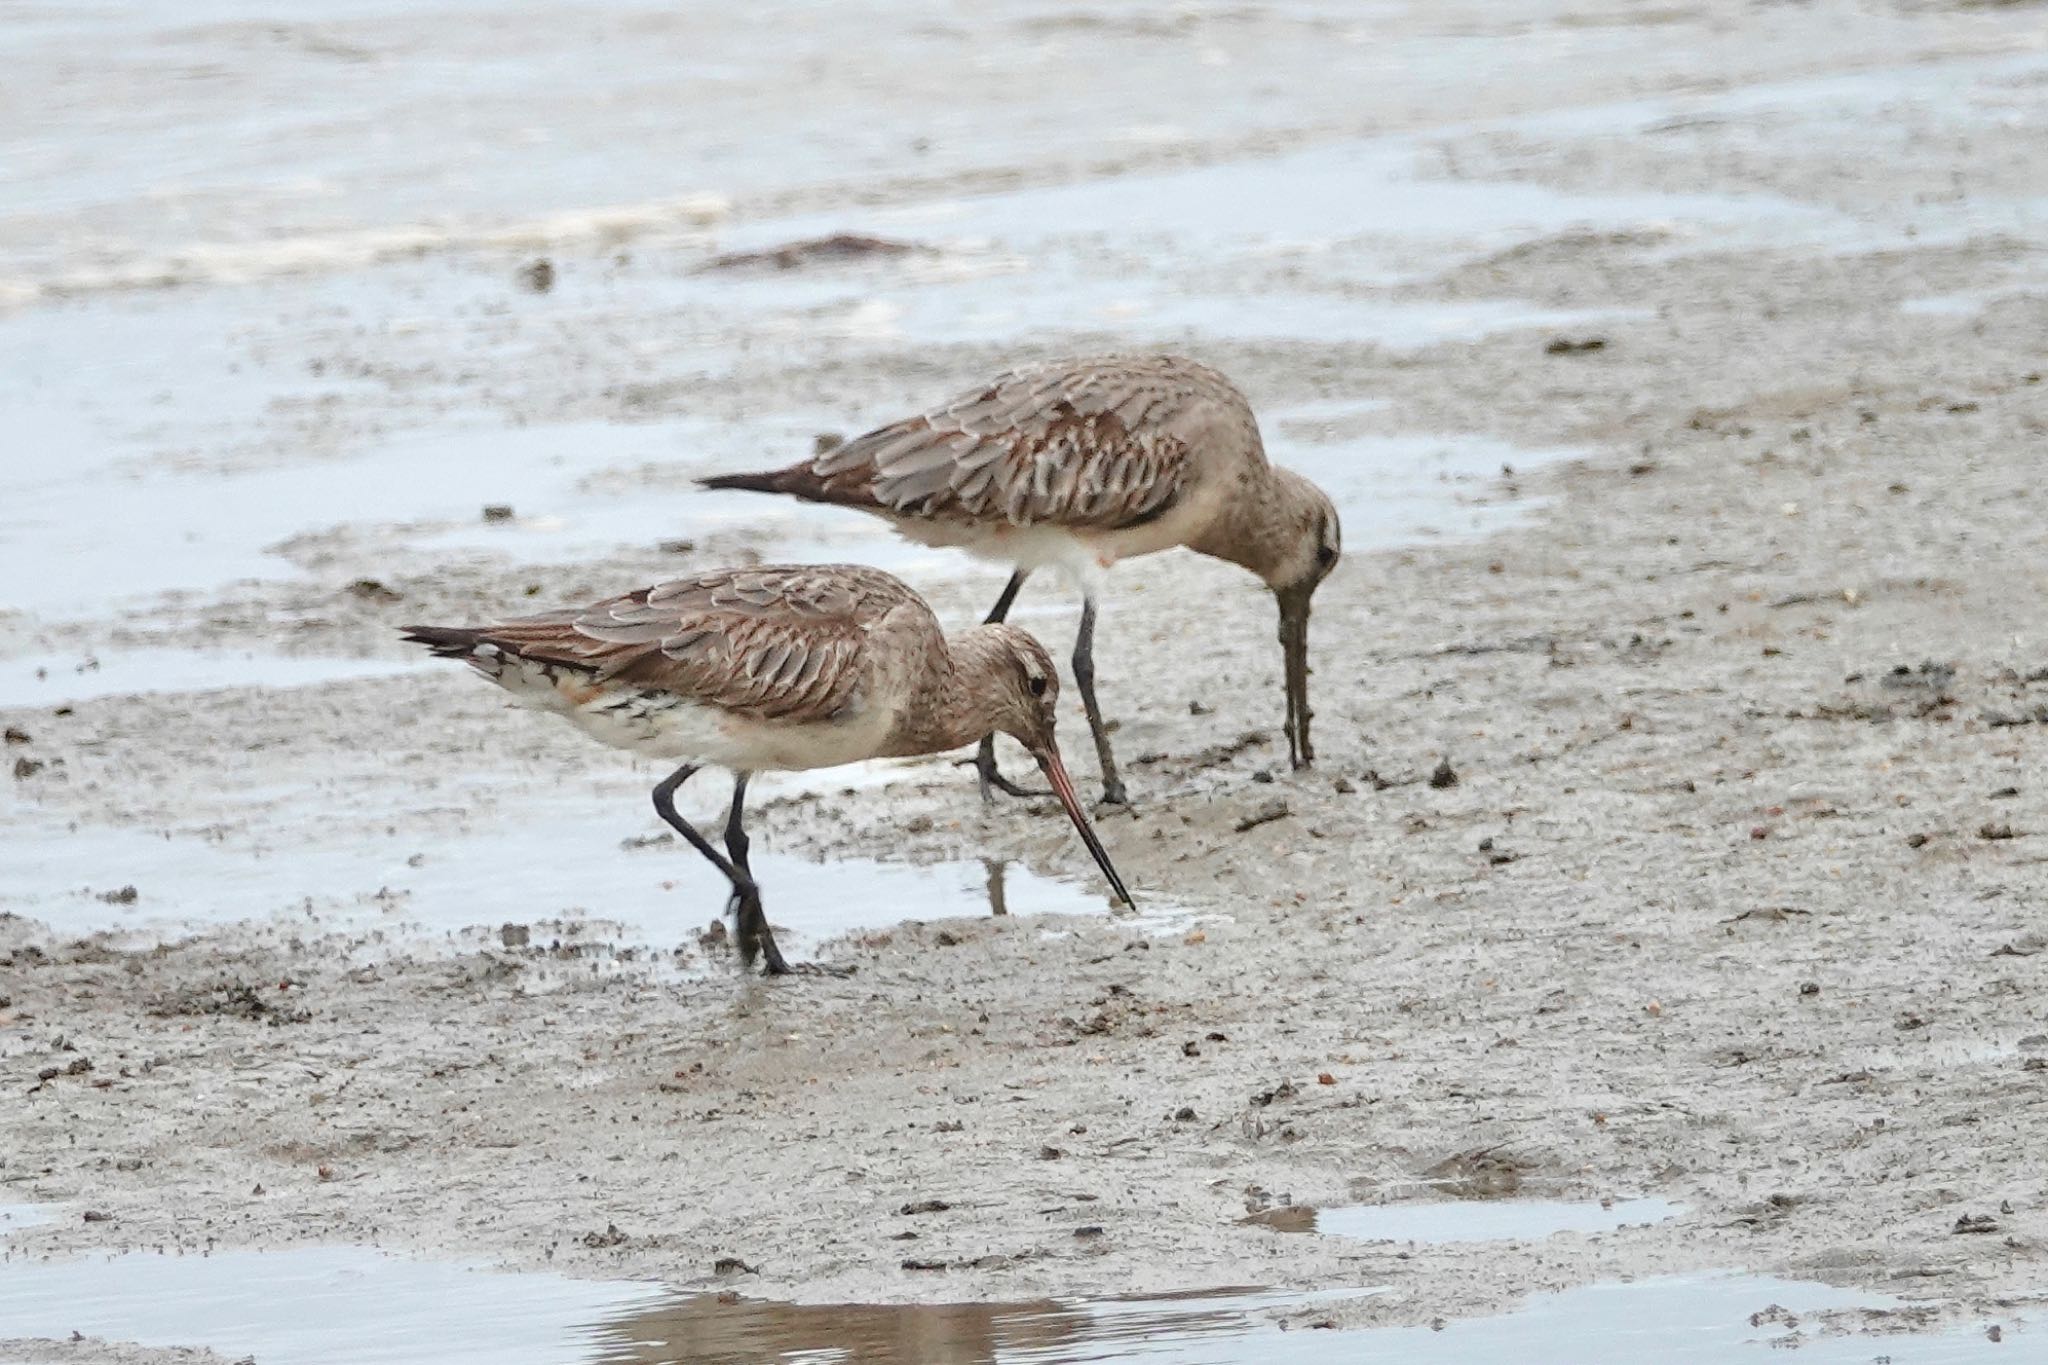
[1316,544,1338,568]
[1028,674,1048,697]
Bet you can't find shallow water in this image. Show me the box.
[0,647,422,708]
[1320,1275,2017,1365]
[3,10,1849,622]
[780,134,1832,262]
[1270,425,1583,544]
[685,243,1648,353]
[0,1243,2020,1364]
[4,0,1850,299]
[0,1206,58,1237]
[1310,1197,1683,1245]
[0,1246,668,1365]
[0,271,1588,616]
[2,787,1143,957]
[1899,288,2041,319]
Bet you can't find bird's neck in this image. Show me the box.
[1191,463,1307,585]
[887,626,1011,757]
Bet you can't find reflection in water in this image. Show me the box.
[590,1278,2031,1365]
[590,1288,1315,1365]
[3,801,1127,950]
[0,1244,2021,1365]
[592,1294,1074,1365]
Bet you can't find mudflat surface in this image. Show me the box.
[4,0,2047,1357]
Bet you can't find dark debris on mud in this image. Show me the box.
[148,981,311,1025]
[697,234,930,273]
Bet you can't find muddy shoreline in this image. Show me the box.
[10,295,2047,1329]
[5,1,2048,1358]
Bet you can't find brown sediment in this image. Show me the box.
[4,0,2047,1344]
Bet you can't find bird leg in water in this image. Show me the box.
[966,568,1051,801]
[1072,597,1129,807]
[652,763,792,976]
[719,771,851,977]
[718,771,776,962]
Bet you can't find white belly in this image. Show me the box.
[881,481,1225,584]
[567,694,894,771]
[484,655,893,772]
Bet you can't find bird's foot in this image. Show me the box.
[1094,779,1135,816]
[724,889,853,977]
[960,739,1050,803]
[729,886,791,977]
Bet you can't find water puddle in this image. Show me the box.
[0,1244,2020,1364]
[1,0,1909,302]
[2,789,1145,961]
[0,1205,58,1238]
[592,1285,1357,1365]
[1324,1274,2017,1365]
[0,648,421,709]
[1267,423,1583,543]
[691,253,1642,352]
[1302,1197,1683,1245]
[1900,288,2041,319]
[0,117,1691,623]
[406,416,949,575]
[0,1247,668,1365]
[0,294,342,614]
[0,403,933,616]
[0,360,1568,631]
[724,133,1830,270]
[691,123,1791,359]
[1473,52,2048,260]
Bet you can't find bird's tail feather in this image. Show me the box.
[399,624,486,658]
[699,469,792,496]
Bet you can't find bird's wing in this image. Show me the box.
[470,565,920,723]
[803,355,1251,528]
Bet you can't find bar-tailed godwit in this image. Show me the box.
[701,354,1341,805]
[403,564,1131,975]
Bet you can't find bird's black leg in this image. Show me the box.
[721,772,753,876]
[718,772,792,976]
[969,569,1049,801]
[1072,595,1129,808]
[983,569,1031,625]
[651,764,792,976]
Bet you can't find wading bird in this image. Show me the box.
[404,564,1131,975]
[700,354,1341,806]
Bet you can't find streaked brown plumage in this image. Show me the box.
[439,567,906,727]
[404,564,1131,975]
[701,355,1343,803]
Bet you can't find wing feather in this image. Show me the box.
[765,354,1253,530]
[461,565,926,724]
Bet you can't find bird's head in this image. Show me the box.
[975,624,1131,907]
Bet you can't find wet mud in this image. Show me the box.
[5,0,2048,1360]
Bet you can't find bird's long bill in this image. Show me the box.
[1278,587,1315,769]
[1033,744,1135,908]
